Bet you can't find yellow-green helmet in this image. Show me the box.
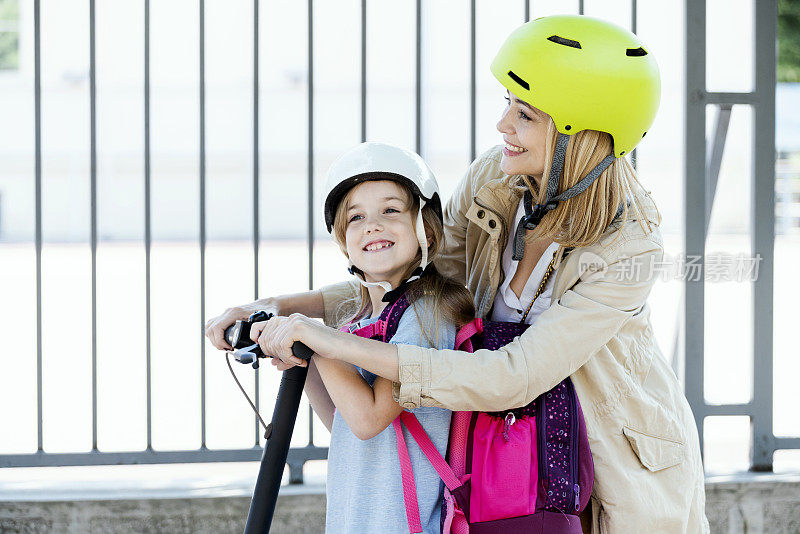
[490,14,660,157]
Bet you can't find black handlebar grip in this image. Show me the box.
[291,341,314,361]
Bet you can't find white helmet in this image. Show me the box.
[323,142,442,292]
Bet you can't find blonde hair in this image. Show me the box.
[518,118,661,250]
[330,179,474,342]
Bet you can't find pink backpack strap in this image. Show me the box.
[454,318,483,352]
[395,412,467,533]
[393,418,423,534]
[348,320,386,340]
[398,411,462,490]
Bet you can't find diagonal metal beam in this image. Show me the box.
[705,104,733,236]
[671,104,733,374]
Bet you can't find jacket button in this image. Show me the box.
[477,209,485,219]
[488,219,497,229]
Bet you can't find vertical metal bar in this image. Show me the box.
[630,0,638,170]
[683,0,707,459]
[415,0,422,156]
[199,0,207,449]
[525,0,530,22]
[34,0,43,453]
[253,0,261,447]
[301,0,314,483]
[144,0,153,451]
[308,0,314,295]
[89,0,98,452]
[469,0,476,162]
[308,404,314,446]
[750,0,776,472]
[361,0,366,142]
[579,0,584,15]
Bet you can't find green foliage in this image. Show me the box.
[779,0,800,82]
[0,0,19,70]
[0,30,17,70]
[0,0,18,20]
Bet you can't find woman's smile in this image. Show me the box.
[502,139,528,157]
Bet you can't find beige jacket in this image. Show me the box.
[319,146,709,533]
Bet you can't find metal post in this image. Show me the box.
[253,0,262,447]
[683,0,707,458]
[144,0,153,451]
[89,0,98,452]
[750,0,776,472]
[34,0,43,454]
[631,0,638,170]
[361,0,366,142]
[307,0,314,297]
[415,0,422,156]
[469,0,476,162]
[199,0,207,449]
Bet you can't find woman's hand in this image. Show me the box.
[250,313,333,368]
[204,307,251,351]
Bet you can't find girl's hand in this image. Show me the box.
[250,313,322,368]
[269,357,295,372]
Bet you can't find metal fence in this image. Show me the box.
[682,0,796,472]
[0,0,795,480]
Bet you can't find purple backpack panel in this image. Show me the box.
[478,318,594,517]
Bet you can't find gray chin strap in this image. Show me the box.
[511,133,617,261]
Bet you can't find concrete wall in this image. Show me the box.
[0,491,324,534]
[704,474,800,534]
[1,475,799,534]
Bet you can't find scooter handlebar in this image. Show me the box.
[224,312,314,362]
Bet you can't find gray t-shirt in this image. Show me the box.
[325,297,456,534]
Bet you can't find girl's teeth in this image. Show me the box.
[366,242,393,251]
[505,142,526,153]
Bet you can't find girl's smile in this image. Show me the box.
[363,239,394,252]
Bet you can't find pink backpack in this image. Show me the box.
[348,293,594,533]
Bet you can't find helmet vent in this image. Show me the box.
[626,47,648,56]
[507,70,530,90]
[547,35,582,49]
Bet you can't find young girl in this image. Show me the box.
[254,142,473,533]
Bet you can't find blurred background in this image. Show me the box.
[0,0,798,518]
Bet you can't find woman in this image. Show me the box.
[206,15,709,533]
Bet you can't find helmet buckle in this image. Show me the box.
[523,200,559,229]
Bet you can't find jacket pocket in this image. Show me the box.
[622,425,685,472]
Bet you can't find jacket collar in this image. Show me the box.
[473,174,524,223]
